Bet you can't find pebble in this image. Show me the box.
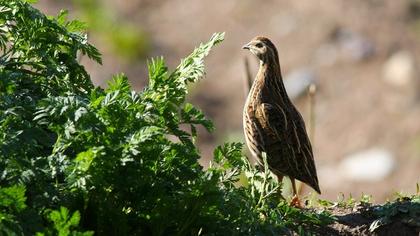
[382,50,415,87]
[338,148,396,182]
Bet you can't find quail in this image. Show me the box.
[242,36,321,207]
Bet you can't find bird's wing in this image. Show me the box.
[255,103,320,193]
[255,103,288,140]
[290,111,319,191]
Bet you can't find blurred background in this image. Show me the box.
[36,0,420,202]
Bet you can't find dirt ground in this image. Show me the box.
[319,198,419,236]
[37,0,420,202]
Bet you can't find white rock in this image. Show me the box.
[284,68,316,100]
[338,148,396,182]
[382,50,415,87]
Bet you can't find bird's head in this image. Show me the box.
[242,36,279,63]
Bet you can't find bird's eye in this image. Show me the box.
[255,43,263,48]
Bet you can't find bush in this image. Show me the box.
[0,1,332,235]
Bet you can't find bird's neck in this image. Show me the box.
[253,57,291,104]
[257,54,282,82]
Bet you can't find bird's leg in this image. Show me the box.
[275,174,286,200]
[290,178,303,208]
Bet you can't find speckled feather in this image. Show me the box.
[243,36,321,194]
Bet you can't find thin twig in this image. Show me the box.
[308,83,317,144]
[244,57,253,94]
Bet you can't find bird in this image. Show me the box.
[242,36,320,207]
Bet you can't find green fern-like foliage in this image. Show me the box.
[0,1,333,235]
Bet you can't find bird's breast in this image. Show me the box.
[243,84,264,160]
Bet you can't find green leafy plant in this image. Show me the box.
[0,185,27,235]
[0,1,335,235]
[36,207,93,236]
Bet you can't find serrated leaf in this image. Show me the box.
[0,185,26,211]
[66,20,88,32]
[75,149,95,172]
[148,57,168,88]
[74,107,88,122]
[106,74,131,93]
[56,10,68,26]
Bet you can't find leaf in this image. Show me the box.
[172,32,224,84]
[147,32,224,106]
[74,148,96,172]
[130,126,164,144]
[181,103,214,132]
[42,207,92,236]
[66,20,88,32]
[148,57,168,88]
[68,210,81,226]
[56,10,68,26]
[0,185,26,212]
[74,107,88,122]
[213,142,244,169]
[106,73,131,94]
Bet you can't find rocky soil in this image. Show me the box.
[320,197,419,236]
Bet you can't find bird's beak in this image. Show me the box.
[242,43,251,50]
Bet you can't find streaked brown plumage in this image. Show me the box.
[242,36,321,201]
